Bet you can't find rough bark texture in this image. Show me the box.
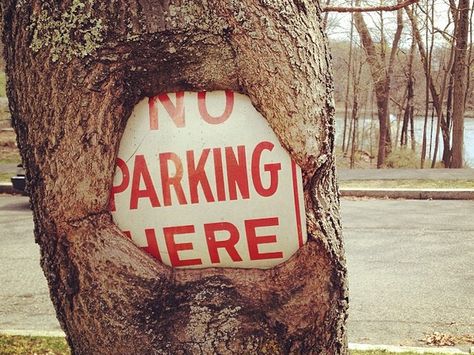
[2,1,348,354]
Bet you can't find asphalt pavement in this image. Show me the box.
[0,195,62,334]
[0,195,473,350]
[343,199,474,350]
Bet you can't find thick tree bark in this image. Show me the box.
[2,1,347,354]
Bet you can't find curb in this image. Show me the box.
[348,343,470,354]
[0,182,16,194]
[0,329,65,337]
[340,188,474,200]
[0,332,470,354]
[3,182,474,200]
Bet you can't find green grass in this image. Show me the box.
[350,352,452,355]
[336,148,448,169]
[0,151,22,164]
[0,335,460,355]
[0,154,22,164]
[0,335,70,355]
[0,172,13,182]
[340,179,474,189]
[0,129,21,165]
[0,72,6,97]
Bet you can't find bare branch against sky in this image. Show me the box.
[324,0,419,13]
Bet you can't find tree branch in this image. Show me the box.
[323,0,419,13]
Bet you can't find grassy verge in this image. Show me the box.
[1,335,465,355]
[0,335,464,355]
[1,175,473,188]
[0,335,70,355]
[0,71,6,97]
[0,130,21,165]
[340,179,474,189]
[0,172,13,182]
[351,352,458,355]
[0,155,21,165]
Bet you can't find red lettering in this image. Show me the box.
[187,149,215,204]
[159,152,187,206]
[149,92,185,130]
[245,217,283,260]
[163,225,202,267]
[109,158,129,212]
[198,90,234,124]
[213,148,226,201]
[252,142,281,197]
[204,222,242,264]
[140,228,162,262]
[291,160,304,248]
[225,146,250,200]
[130,155,160,210]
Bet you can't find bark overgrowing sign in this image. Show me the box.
[111,91,307,268]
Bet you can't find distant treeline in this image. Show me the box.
[326,0,472,168]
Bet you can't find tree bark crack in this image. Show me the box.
[2,1,348,353]
[65,210,111,228]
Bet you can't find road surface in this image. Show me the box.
[0,195,62,333]
[343,198,474,348]
[1,195,473,348]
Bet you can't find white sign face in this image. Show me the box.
[110,91,306,269]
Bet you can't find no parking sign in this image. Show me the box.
[111,91,306,268]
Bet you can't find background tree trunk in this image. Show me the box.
[400,39,415,150]
[2,1,348,354]
[406,5,452,167]
[353,0,402,168]
[342,12,354,156]
[451,0,470,167]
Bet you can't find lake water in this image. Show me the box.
[334,114,474,166]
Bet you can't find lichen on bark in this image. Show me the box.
[28,0,105,62]
[2,0,348,353]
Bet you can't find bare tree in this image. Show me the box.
[401,39,416,151]
[353,0,404,167]
[431,38,456,167]
[406,5,452,167]
[342,8,355,155]
[349,58,364,168]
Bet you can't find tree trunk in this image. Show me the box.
[451,0,470,168]
[342,12,355,155]
[431,41,456,168]
[406,5,452,167]
[401,40,415,149]
[445,75,454,165]
[353,1,401,168]
[2,1,348,354]
[349,59,362,169]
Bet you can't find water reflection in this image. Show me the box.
[334,115,474,166]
